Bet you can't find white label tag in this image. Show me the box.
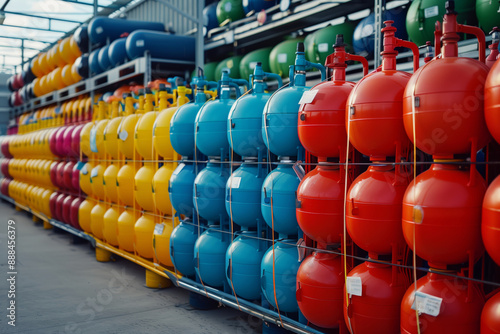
[412,292,442,317]
[119,130,128,141]
[90,167,98,178]
[346,277,362,297]
[136,39,145,48]
[96,26,103,34]
[278,53,287,63]
[318,43,329,53]
[299,89,318,105]
[90,126,98,153]
[249,61,258,70]
[81,164,88,175]
[296,238,305,262]
[361,24,374,38]
[154,223,164,235]
[424,6,439,18]
[229,176,241,189]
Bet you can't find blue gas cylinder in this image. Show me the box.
[226,231,266,300]
[169,162,196,217]
[89,49,103,75]
[98,45,111,71]
[126,30,195,61]
[228,63,282,158]
[108,37,127,67]
[261,162,300,236]
[170,219,198,277]
[195,71,248,159]
[243,0,276,14]
[194,226,231,288]
[88,17,165,45]
[203,2,219,33]
[226,161,266,228]
[170,75,217,158]
[261,239,300,313]
[263,42,325,158]
[193,161,230,222]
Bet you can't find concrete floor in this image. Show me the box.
[0,202,262,334]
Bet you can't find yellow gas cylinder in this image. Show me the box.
[80,121,94,157]
[61,64,75,87]
[153,85,190,160]
[69,35,81,58]
[71,63,82,85]
[153,218,176,267]
[152,163,175,215]
[31,54,43,78]
[117,162,137,206]
[103,205,120,246]
[41,189,52,217]
[118,93,143,159]
[117,208,138,252]
[90,164,105,201]
[25,185,34,207]
[134,163,155,211]
[52,42,66,68]
[134,88,157,160]
[103,163,119,203]
[39,52,49,75]
[90,201,106,240]
[79,162,94,196]
[79,198,95,233]
[90,101,109,160]
[59,36,77,65]
[103,101,122,160]
[33,78,43,97]
[134,211,156,259]
[52,67,66,90]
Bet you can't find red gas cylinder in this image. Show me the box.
[71,124,83,157]
[49,191,58,219]
[62,125,75,157]
[56,161,66,190]
[485,51,500,145]
[296,164,349,244]
[403,2,490,158]
[63,161,75,191]
[298,35,368,160]
[481,291,500,333]
[347,21,419,161]
[344,261,409,334]
[401,272,484,334]
[403,163,486,269]
[1,159,11,179]
[55,193,66,221]
[346,164,409,257]
[0,178,10,196]
[50,161,61,188]
[72,163,81,191]
[1,140,11,158]
[70,197,83,230]
[62,195,75,224]
[49,128,63,157]
[482,175,500,266]
[296,251,345,329]
[55,125,67,157]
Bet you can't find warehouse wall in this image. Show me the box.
[0,73,10,135]
[125,0,198,35]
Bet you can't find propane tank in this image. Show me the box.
[299,34,368,160]
[403,163,486,269]
[134,212,155,259]
[117,162,137,207]
[78,198,95,233]
[90,201,106,239]
[90,100,109,160]
[170,219,198,277]
[195,71,248,159]
[403,1,490,158]
[261,239,300,313]
[103,163,119,203]
[134,163,155,211]
[401,272,484,333]
[118,92,142,159]
[70,197,83,230]
[226,161,266,229]
[482,175,500,266]
[153,163,175,215]
[90,164,105,201]
[79,162,94,196]
[344,261,409,334]
[485,45,500,145]
[117,208,138,252]
[194,226,231,288]
[153,219,175,267]
[134,88,157,160]
[103,101,123,160]
[481,291,500,333]
[193,161,230,223]
[227,63,282,158]
[348,20,419,161]
[102,205,120,246]
[263,42,325,158]
[169,162,196,217]
[261,162,300,236]
[346,164,409,257]
[296,251,345,329]
[297,164,348,244]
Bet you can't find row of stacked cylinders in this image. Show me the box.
[3,6,500,333]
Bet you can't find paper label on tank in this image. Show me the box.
[318,43,329,53]
[278,53,287,63]
[81,164,88,175]
[90,126,98,153]
[136,39,145,48]
[154,223,164,235]
[119,130,128,141]
[228,176,241,189]
[90,167,98,178]
[424,6,439,18]
[346,277,362,296]
[96,26,103,34]
[249,61,258,70]
[412,292,442,317]
[224,2,232,12]
[298,89,318,105]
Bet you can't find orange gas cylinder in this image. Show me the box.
[482,175,500,266]
[296,164,349,244]
[298,35,368,160]
[403,2,490,158]
[134,212,155,259]
[346,164,409,257]
[103,205,120,246]
[344,261,409,334]
[481,291,500,333]
[401,272,484,334]
[90,201,106,240]
[485,55,500,145]
[347,20,419,161]
[296,251,345,329]
[117,208,138,252]
[403,163,486,269]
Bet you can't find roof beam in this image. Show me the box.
[1,10,82,24]
[0,44,41,51]
[59,0,121,9]
[0,35,52,44]
[2,23,67,34]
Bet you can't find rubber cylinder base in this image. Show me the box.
[43,221,52,229]
[95,247,112,262]
[145,269,171,289]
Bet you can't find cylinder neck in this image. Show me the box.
[441,8,460,58]
[381,21,399,71]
